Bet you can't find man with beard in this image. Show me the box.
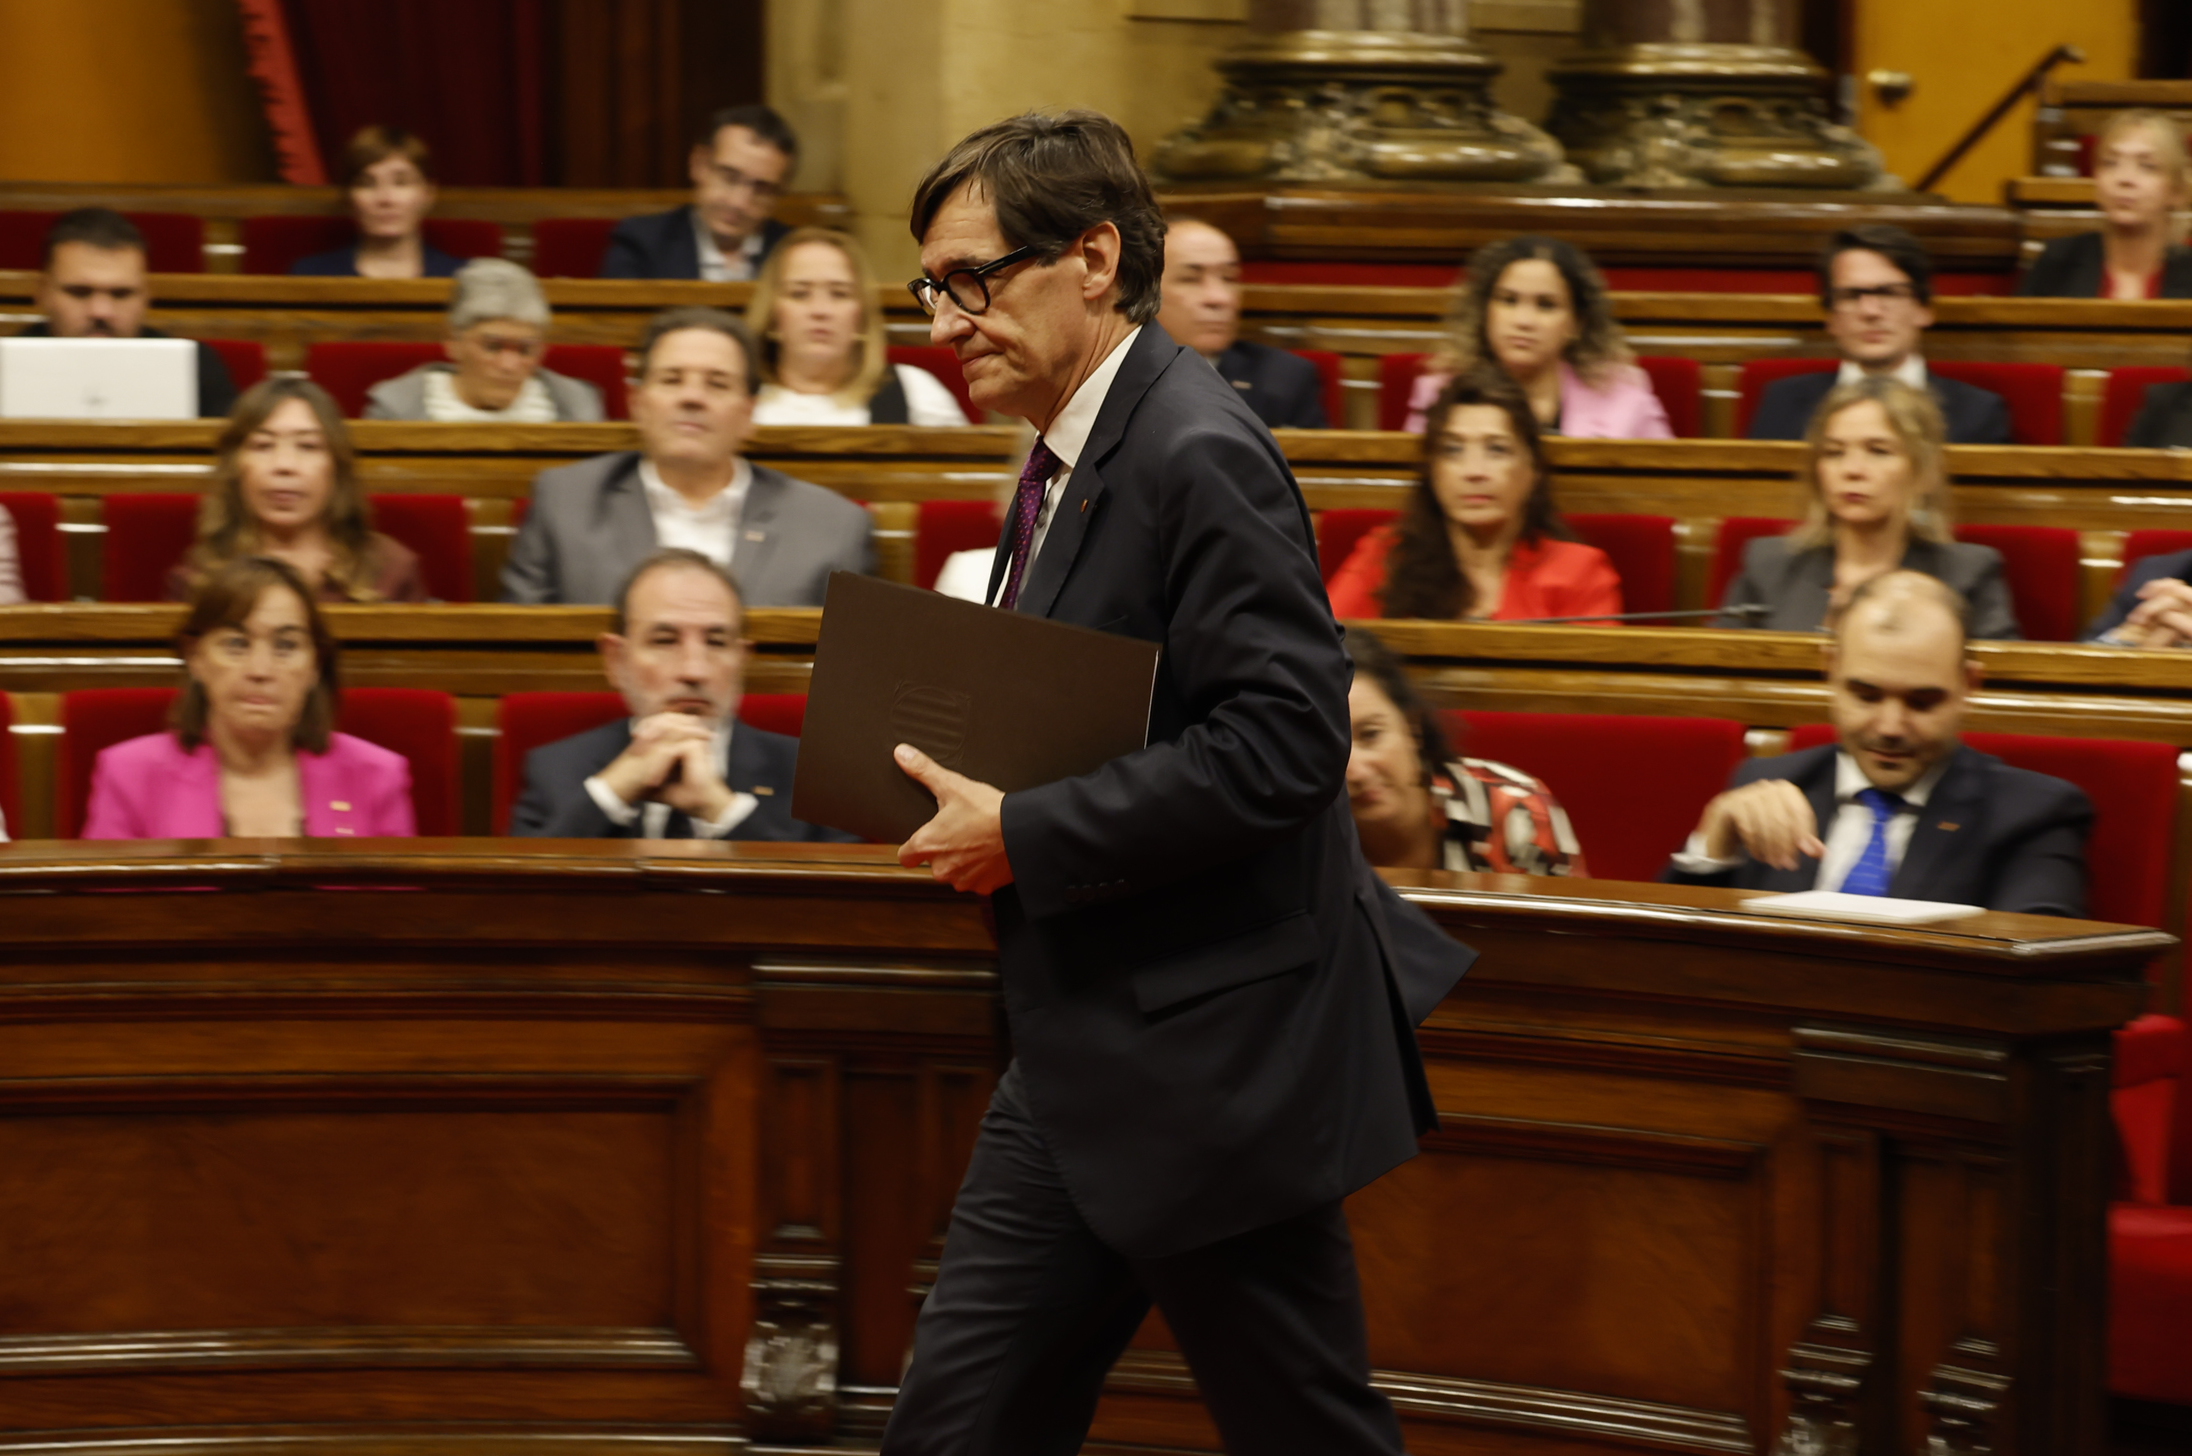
[27,208,236,416]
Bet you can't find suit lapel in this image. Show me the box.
[602,456,657,579]
[669,206,702,279]
[1893,747,1980,900]
[732,467,784,593]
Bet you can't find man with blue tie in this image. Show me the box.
[1664,571,2092,915]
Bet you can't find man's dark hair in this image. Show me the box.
[909,110,1167,326]
[1817,224,1935,307]
[42,207,145,268]
[612,547,745,636]
[634,306,761,393]
[703,103,799,163]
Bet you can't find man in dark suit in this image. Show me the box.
[27,208,236,416]
[1748,225,2012,445]
[599,105,797,281]
[1155,216,1328,428]
[511,546,849,842]
[879,112,1473,1455]
[1667,571,2090,915]
[2085,547,2192,644]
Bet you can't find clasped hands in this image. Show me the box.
[2113,578,2192,648]
[895,743,1014,894]
[597,711,735,823]
[1696,779,1822,872]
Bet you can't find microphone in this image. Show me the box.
[1492,604,1774,626]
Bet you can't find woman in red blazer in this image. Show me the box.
[84,557,414,840]
[1328,367,1622,623]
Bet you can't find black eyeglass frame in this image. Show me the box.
[908,243,1042,317]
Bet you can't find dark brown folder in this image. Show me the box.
[792,572,1160,844]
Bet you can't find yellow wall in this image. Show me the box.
[0,0,272,183]
[1854,0,2136,201]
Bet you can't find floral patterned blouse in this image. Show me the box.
[1434,757,1587,877]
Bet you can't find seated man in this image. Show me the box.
[1155,217,1327,429]
[1748,225,2011,445]
[2085,550,2192,646]
[501,306,872,606]
[26,208,236,417]
[1664,571,2090,915]
[512,546,851,841]
[601,105,796,281]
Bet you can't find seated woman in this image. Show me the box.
[1345,629,1585,875]
[1404,235,1671,439]
[2021,110,2192,300]
[291,126,462,280]
[168,379,425,603]
[364,259,604,422]
[85,556,415,839]
[745,228,968,426]
[1716,376,2019,637]
[1328,368,1622,622]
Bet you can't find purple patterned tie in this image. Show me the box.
[997,438,1062,611]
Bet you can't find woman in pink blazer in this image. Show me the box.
[1402,234,1672,440]
[1329,367,1622,624]
[83,556,414,840]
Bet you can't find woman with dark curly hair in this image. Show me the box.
[1404,234,1670,439]
[1329,367,1621,622]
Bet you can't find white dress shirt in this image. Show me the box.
[752,364,970,428]
[582,718,759,839]
[423,369,558,424]
[693,215,767,283]
[639,458,750,570]
[1672,749,1947,890]
[990,326,1141,606]
[1838,355,1928,391]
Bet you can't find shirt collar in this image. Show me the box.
[1838,354,1928,391]
[692,214,766,272]
[1834,747,1948,810]
[638,456,750,513]
[1040,326,1140,471]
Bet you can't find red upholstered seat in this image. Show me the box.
[541,344,629,419]
[0,492,67,601]
[916,500,1002,590]
[1708,517,1794,609]
[1437,711,1749,882]
[204,339,269,395]
[240,217,503,276]
[530,218,617,279]
[887,344,979,424]
[1929,361,2064,445]
[494,691,809,833]
[0,211,204,273]
[1735,359,1834,437]
[1317,508,1399,585]
[102,493,200,602]
[1566,514,1675,617]
[1636,356,1703,439]
[0,692,16,839]
[1952,524,2081,641]
[2110,1014,2192,1403]
[1378,353,1429,432]
[305,341,444,417]
[2102,366,2191,447]
[1292,348,1347,430]
[57,686,456,836]
[2123,529,2192,581]
[366,494,472,602]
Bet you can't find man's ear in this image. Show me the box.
[1079,221,1123,303]
[1964,655,1984,694]
[688,144,712,186]
[599,633,629,691]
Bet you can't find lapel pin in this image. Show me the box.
[753,786,775,796]
[1080,499,1089,513]
[1938,821,1960,831]
[330,800,352,812]
[745,528,766,541]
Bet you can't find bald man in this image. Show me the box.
[1154,218,1329,429]
[1665,571,2091,915]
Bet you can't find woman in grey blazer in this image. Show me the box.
[1717,375,2021,639]
[363,258,605,424]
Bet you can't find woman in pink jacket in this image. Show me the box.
[84,556,414,840]
[1404,234,1672,440]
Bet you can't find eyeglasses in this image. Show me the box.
[1829,283,1918,309]
[908,244,1040,317]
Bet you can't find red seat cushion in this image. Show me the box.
[2123,529,2192,582]
[2116,1015,2189,1206]
[1439,711,1750,882]
[242,217,503,276]
[2103,366,2191,448]
[1929,361,2064,445]
[1318,508,1400,584]
[0,211,203,273]
[366,494,471,603]
[102,493,200,602]
[1952,524,2080,641]
[305,341,446,417]
[531,218,618,279]
[739,693,807,739]
[1736,359,1836,437]
[204,339,269,395]
[1292,348,1347,430]
[0,492,67,602]
[1636,356,1703,439]
[916,500,1003,590]
[886,344,977,424]
[2110,1203,2192,1403]
[58,688,174,838]
[1566,514,1676,617]
[1379,353,1431,432]
[1709,517,1795,609]
[541,344,629,420]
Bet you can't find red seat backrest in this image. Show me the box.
[58,688,176,837]
[1379,353,1431,432]
[1735,359,1835,437]
[739,692,808,739]
[2102,367,2192,447]
[0,691,16,838]
[531,218,618,278]
[916,500,1003,590]
[424,220,503,263]
[1566,513,1676,617]
[204,339,269,395]
[1709,517,1796,608]
[1317,508,1400,584]
[541,344,630,419]
[1291,348,1347,430]
[2113,1014,2190,1206]
[0,211,204,273]
[1929,361,2064,445]
[241,217,503,275]
[2123,529,2192,582]
[886,344,978,424]
[1636,355,1704,439]
[365,494,472,603]
[1440,711,1750,882]
[1952,524,2080,641]
[305,341,446,417]
[102,493,201,602]
[0,492,67,601]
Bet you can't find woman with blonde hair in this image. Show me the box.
[2022,110,2192,299]
[1716,376,2019,637]
[745,227,968,426]
[1403,234,1670,439]
[167,378,424,603]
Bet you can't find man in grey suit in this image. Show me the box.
[500,306,873,606]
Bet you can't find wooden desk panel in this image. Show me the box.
[0,843,2154,1454]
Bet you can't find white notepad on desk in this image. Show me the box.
[1742,890,1985,925]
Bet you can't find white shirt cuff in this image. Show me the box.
[1668,829,1745,875]
[584,774,641,826]
[688,792,760,839]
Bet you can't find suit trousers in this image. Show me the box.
[879,1062,1405,1456]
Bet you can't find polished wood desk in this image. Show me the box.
[0,842,2155,1454]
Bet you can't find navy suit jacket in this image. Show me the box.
[1213,340,1329,429]
[509,717,853,842]
[290,244,464,278]
[2086,546,2192,639]
[1748,368,2013,445]
[986,322,1473,1258]
[1661,743,2091,916]
[598,205,790,280]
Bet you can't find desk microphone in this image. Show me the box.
[1494,604,1774,627]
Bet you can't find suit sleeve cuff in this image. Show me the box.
[688,792,759,840]
[584,775,642,827]
[1668,830,1744,876]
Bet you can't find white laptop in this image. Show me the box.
[0,337,197,419]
